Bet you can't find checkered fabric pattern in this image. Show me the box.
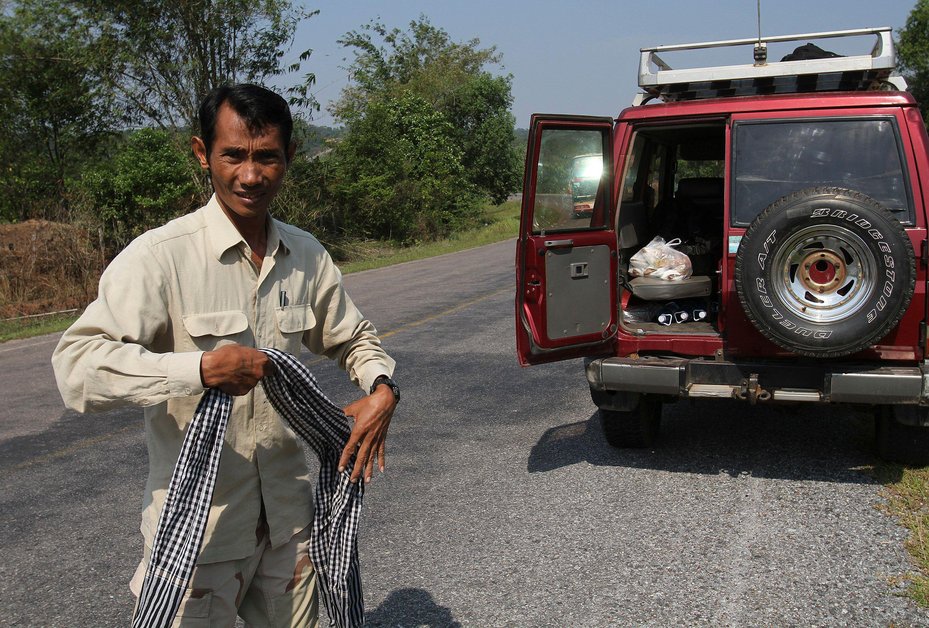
[131,349,365,628]
[260,348,365,627]
[130,389,232,628]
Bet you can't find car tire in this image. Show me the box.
[735,187,915,358]
[875,406,929,466]
[600,395,661,448]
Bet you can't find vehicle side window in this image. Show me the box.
[732,117,914,226]
[647,145,668,209]
[675,155,724,189]
[532,129,608,233]
[620,135,669,208]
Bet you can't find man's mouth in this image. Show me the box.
[236,191,264,203]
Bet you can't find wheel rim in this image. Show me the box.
[771,224,875,323]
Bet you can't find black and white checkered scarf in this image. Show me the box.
[131,348,364,628]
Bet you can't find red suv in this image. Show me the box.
[515,28,929,464]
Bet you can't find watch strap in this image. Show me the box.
[370,375,400,402]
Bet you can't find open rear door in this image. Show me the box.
[516,115,617,366]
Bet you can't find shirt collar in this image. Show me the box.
[204,194,290,260]
[267,217,291,258]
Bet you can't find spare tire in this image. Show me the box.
[735,187,915,358]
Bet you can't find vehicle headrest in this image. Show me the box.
[677,177,723,200]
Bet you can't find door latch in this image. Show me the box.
[570,262,589,279]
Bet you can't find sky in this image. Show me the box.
[281,0,918,129]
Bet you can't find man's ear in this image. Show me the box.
[286,141,296,164]
[191,136,209,170]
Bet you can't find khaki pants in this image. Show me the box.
[130,524,319,627]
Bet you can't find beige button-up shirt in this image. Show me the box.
[52,196,394,563]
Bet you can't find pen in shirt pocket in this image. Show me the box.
[279,288,289,307]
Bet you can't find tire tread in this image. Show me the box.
[734,187,916,358]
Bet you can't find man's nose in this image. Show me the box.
[240,160,263,186]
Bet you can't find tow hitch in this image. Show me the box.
[736,373,771,404]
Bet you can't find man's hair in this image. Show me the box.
[198,84,293,159]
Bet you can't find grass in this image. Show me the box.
[872,462,929,607]
[334,200,520,274]
[0,311,79,343]
[0,200,521,344]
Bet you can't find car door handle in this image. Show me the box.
[544,239,574,249]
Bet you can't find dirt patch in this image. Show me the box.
[0,220,102,318]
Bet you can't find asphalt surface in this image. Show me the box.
[1,239,928,626]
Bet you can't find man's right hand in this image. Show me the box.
[199,344,274,395]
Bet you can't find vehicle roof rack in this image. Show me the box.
[636,27,905,104]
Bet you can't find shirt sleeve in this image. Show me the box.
[51,237,205,413]
[302,250,395,393]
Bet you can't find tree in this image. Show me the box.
[80,128,200,253]
[0,0,117,221]
[323,92,481,243]
[330,17,520,206]
[75,0,319,132]
[446,73,522,205]
[333,18,501,122]
[898,0,929,119]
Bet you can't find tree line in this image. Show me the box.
[0,1,521,256]
[4,0,929,260]
[898,1,929,123]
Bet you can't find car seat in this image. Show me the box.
[628,177,722,301]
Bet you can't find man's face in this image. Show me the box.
[192,103,295,222]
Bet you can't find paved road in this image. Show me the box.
[1,239,928,626]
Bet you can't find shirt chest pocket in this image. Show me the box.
[182,310,250,351]
[276,304,316,333]
[275,304,316,351]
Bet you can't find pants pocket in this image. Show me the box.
[176,587,213,619]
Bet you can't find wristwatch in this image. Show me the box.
[370,374,400,402]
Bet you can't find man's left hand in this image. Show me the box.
[339,385,397,483]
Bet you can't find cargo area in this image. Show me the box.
[616,121,726,336]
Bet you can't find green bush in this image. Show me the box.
[79,128,201,254]
[271,152,329,237]
[324,92,482,243]
[309,17,520,244]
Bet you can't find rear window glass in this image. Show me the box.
[732,118,913,226]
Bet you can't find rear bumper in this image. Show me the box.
[585,355,929,405]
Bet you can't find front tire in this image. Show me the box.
[600,395,662,448]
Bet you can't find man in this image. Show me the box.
[51,83,398,626]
